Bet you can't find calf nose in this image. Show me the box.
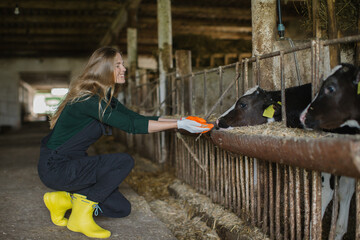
[217,118,229,129]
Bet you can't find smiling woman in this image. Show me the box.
[114,53,126,84]
[37,46,212,238]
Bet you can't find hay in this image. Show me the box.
[169,180,269,240]
[149,199,220,240]
[297,0,358,37]
[226,121,336,138]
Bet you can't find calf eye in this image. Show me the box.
[325,86,336,94]
[239,103,247,108]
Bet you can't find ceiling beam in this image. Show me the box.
[100,0,142,46]
[140,3,299,21]
[0,1,122,10]
[0,43,96,51]
[1,35,100,43]
[140,4,252,20]
[2,15,114,23]
[0,27,106,35]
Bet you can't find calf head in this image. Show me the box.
[216,86,277,128]
[300,63,360,130]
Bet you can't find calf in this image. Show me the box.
[299,63,359,240]
[216,83,312,129]
[300,63,360,130]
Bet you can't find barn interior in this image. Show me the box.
[1,0,360,239]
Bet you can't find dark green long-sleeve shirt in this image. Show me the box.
[47,96,159,149]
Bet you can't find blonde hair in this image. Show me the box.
[50,46,120,129]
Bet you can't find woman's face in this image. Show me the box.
[114,53,126,84]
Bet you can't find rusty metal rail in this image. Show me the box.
[210,130,360,178]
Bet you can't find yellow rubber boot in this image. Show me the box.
[43,191,72,226]
[67,194,111,239]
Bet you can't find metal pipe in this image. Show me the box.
[277,0,285,39]
[210,131,360,178]
[280,51,287,127]
[286,38,302,86]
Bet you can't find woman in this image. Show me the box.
[38,47,212,238]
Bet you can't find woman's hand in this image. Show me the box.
[177,119,212,133]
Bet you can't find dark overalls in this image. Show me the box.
[38,119,134,218]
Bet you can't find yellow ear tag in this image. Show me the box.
[357,83,360,95]
[263,105,275,118]
[277,101,282,105]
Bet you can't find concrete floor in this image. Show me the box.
[0,121,175,240]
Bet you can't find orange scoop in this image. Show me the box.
[186,116,214,133]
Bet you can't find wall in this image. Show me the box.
[0,58,87,129]
[0,55,157,130]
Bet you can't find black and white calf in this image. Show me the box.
[300,63,360,131]
[300,63,359,240]
[216,83,312,129]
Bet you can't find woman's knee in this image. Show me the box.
[121,153,134,172]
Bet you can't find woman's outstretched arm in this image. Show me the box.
[147,120,177,133]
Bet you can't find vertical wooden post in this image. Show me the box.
[175,50,192,115]
[157,0,173,115]
[127,7,138,106]
[126,7,139,149]
[157,0,173,164]
[312,0,321,38]
[251,0,277,90]
[127,28,137,105]
[327,0,340,68]
[138,69,147,113]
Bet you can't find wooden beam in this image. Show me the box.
[312,0,321,38]
[175,25,252,33]
[0,27,106,35]
[1,35,101,43]
[0,43,96,50]
[0,1,122,10]
[138,16,253,28]
[140,3,298,21]
[2,15,113,23]
[327,0,340,68]
[128,28,252,41]
[100,0,142,46]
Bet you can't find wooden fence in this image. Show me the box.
[115,35,360,239]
